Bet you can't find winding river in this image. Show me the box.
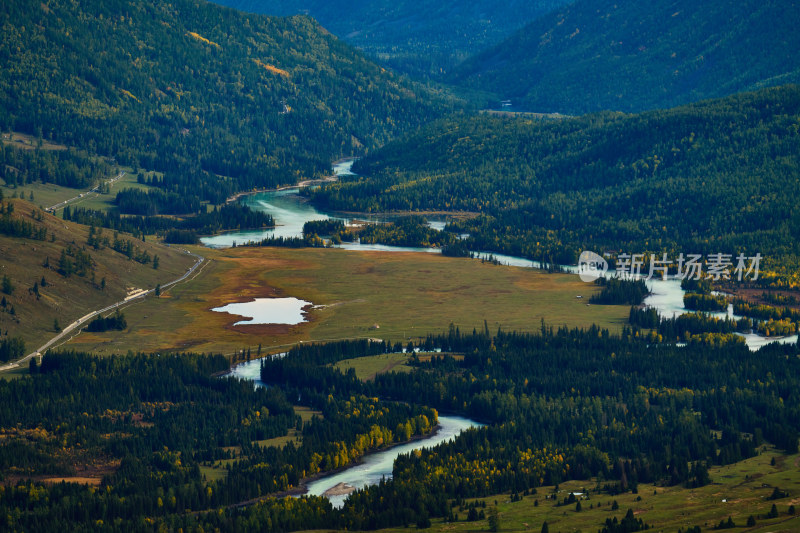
[205,161,797,351]
[201,161,443,249]
[229,358,482,508]
[217,159,795,504]
[305,415,480,508]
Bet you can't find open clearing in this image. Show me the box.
[333,352,415,380]
[63,246,628,355]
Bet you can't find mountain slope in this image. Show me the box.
[213,0,569,77]
[448,0,800,113]
[310,85,800,283]
[0,0,456,203]
[0,197,195,354]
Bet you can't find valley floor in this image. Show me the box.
[62,246,629,355]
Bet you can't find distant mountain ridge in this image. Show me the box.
[448,0,800,113]
[213,0,569,77]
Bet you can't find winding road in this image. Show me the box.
[0,249,205,372]
[46,170,126,212]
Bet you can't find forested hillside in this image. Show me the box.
[0,0,456,204]
[214,0,568,77]
[311,86,800,283]
[448,0,800,113]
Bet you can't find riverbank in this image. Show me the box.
[224,157,356,204]
[323,208,479,220]
[225,185,305,204]
[225,421,447,509]
[304,415,483,508]
[224,178,339,204]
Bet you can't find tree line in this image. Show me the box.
[85,311,127,332]
[64,203,274,241]
[0,143,112,189]
[590,278,649,305]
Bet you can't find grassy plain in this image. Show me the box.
[63,246,628,355]
[1,131,68,152]
[1,181,84,211]
[62,170,156,212]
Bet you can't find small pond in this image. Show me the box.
[212,297,312,326]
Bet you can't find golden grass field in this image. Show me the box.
[63,246,629,355]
